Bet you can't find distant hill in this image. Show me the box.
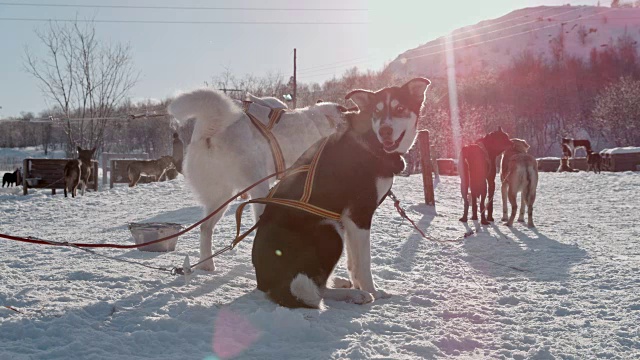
[385,5,640,79]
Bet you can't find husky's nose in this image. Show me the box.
[379,125,393,140]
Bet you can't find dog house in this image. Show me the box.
[22,158,99,195]
[101,152,149,185]
[600,147,640,171]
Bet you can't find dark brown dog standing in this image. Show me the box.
[64,147,96,198]
[459,127,513,224]
[2,168,21,187]
[586,149,603,174]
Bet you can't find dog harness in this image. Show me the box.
[231,137,341,247]
[242,101,288,180]
[241,100,341,181]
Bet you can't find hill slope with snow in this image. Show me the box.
[1,173,638,359]
[386,6,640,79]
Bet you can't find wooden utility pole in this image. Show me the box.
[293,48,297,109]
[418,130,435,206]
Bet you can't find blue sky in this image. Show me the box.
[0,0,599,118]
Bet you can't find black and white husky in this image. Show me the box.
[252,78,431,308]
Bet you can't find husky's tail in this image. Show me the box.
[268,274,323,309]
[458,149,469,202]
[168,88,244,141]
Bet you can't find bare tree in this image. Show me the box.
[24,19,139,154]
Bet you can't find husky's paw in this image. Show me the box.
[459,217,468,223]
[196,259,215,272]
[527,222,535,228]
[331,277,353,289]
[373,289,392,300]
[345,290,374,305]
[501,216,508,221]
[506,221,514,227]
[517,217,525,222]
[487,216,495,222]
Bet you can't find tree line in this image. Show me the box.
[2,19,639,161]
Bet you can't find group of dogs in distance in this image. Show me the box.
[560,137,603,173]
[457,134,607,228]
[62,147,178,198]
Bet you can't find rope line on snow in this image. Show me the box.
[388,190,530,273]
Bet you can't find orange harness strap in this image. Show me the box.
[243,103,287,180]
[232,137,341,247]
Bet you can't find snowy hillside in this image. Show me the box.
[386,5,640,79]
[1,173,638,359]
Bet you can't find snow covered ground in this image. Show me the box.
[0,172,638,359]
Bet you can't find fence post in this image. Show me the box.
[102,153,108,185]
[23,159,28,196]
[418,130,435,206]
[93,161,99,191]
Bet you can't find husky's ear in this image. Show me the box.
[402,78,431,104]
[345,89,375,111]
[77,146,82,153]
[90,147,97,156]
[498,126,503,132]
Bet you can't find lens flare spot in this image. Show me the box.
[275,249,282,256]
[212,308,261,359]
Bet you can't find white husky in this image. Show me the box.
[168,89,347,271]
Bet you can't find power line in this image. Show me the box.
[299,55,374,72]
[403,7,585,57]
[298,61,380,80]
[403,8,618,62]
[297,7,568,76]
[299,8,618,80]
[0,17,368,25]
[0,2,367,11]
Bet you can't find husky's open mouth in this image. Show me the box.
[382,131,405,153]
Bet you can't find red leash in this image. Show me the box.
[0,171,284,249]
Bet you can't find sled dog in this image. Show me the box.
[168,89,348,271]
[500,138,531,222]
[127,156,176,187]
[64,147,96,198]
[503,153,538,227]
[252,78,431,308]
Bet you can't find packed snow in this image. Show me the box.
[1,171,639,359]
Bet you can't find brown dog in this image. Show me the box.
[503,153,538,227]
[500,138,530,222]
[127,155,176,187]
[64,147,96,198]
[557,158,578,172]
[587,149,603,174]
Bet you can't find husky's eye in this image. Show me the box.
[396,106,405,113]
